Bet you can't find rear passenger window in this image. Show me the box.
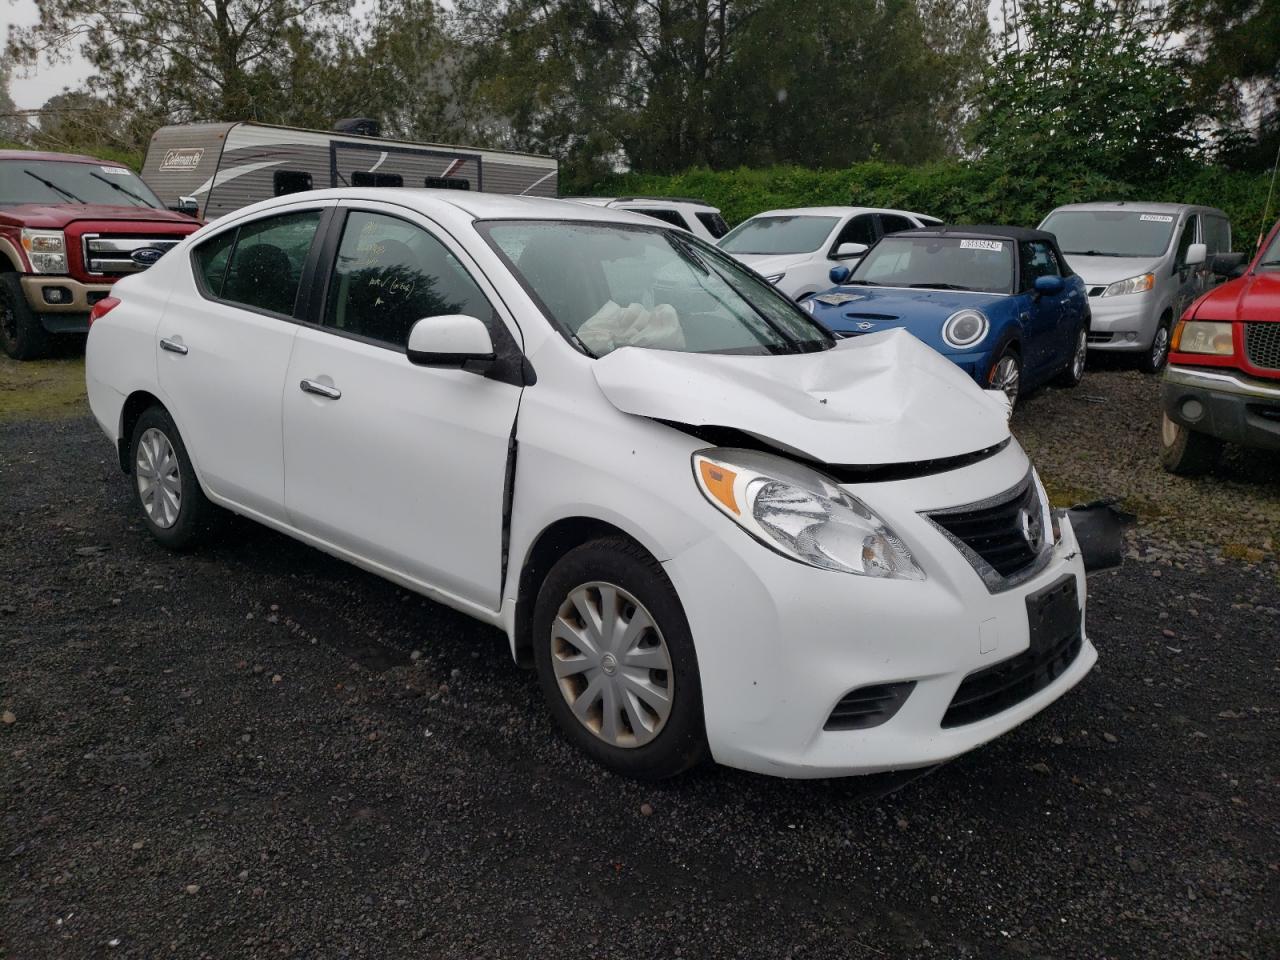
[625,208,690,231]
[323,211,493,348]
[833,214,877,250]
[218,210,322,315]
[193,228,236,296]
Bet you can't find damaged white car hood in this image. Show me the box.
[591,329,1011,466]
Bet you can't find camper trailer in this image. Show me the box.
[141,120,559,220]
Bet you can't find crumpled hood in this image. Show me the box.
[810,287,1007,333]
[730,252,811,278]
[1065,255,1161,287]
[1192,270,1280,322]
[591,328,1011,465]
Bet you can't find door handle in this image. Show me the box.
[299,379,341,400]
[159,338,188,355]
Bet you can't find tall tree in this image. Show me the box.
[0,57,28,144]
[1172,0,1280,170]
[971,0,1198,184]
[6,0,355,124]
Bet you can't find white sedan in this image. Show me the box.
[85,188,1099,780]
[719,205,942,300]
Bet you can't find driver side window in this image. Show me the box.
[1019,240,1061,291]
[832,214,876,252]
[1175,216,1199,266]
[323,211,493,348]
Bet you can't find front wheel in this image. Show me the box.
[1140,317,1172,374]
[1159,412,1222,476]
[532,537,707,779]
[0,273,51,360]
[129,406,221,549]
[988,347,1022,408]
[1055,324,1088,387]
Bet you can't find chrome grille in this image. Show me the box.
[81,235,182,276]
[1244,323,1280,370]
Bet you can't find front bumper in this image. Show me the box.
[1083,293,1158,351]
[1163,365,1280,452]
[663,443,1096,778]
[20,275,115,332]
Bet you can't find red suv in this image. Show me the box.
[0,150,201,359]
[1160,218,1280,473]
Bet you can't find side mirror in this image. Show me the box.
[1209,251,1246,277]
[406,314,495,367]
[1184,242,1207,267]
[171,196,199,217]
[829,265,852,285]
[834,242,868,260]
[1033,274,1064,295]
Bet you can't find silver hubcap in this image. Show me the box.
[1072,330,1087,379]
[135,427,182,528]
[551,582,674,749]
[991,355,1020,404]
[1152,326,1170,367]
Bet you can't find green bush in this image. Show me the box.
[582,162,1276,254]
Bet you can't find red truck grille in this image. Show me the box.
[81,234,184,277]
[1244,323,1280,370]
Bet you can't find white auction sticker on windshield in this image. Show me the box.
[99,166,131,175]
[1139,214,1173,222]
[960,239,1003,252]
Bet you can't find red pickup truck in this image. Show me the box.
[1160,217,1280,473]
[0,150,201,359]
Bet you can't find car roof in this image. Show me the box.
[0,149,130,167]
[894,224,1057,244]
[748,206,925,219]
[564,196,718,209]
[221,188,675,229]
[1047,201,1228,217]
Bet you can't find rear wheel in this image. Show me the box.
[1140,315,1172,374]
[129,406,221,549]
[0,273,51,360]
[1159,412,1222,476]
[532,537,707,779]
[988,346,1022,407]
[1055,324,1088,387]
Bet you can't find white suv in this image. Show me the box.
[719,206,942,300]
[567,196,729,244]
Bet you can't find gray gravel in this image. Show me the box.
[1,369,1278,958]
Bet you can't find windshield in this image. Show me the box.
[849,236,1015,294]
[0,159,165,209]
[1257,226,1280,270]
[1039,210,1177,258]
[480,220,834,357]
[718,215,839,255]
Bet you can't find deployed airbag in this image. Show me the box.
[577,301,686,355]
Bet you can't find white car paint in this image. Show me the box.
[567,196,728,243]
[86,188,1095,779]
[719,205,940,301]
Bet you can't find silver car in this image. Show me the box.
[1038,202,1236,373]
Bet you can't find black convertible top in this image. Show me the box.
[894,224,1058,243]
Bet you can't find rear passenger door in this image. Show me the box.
[157,203,332,521]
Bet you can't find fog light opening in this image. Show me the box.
[1124,332,1139,342]
[1181,399,1204,422]
[42,286,72,305]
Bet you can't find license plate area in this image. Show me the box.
[1026,574,1081,655]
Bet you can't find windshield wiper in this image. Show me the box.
[908,282,973,291]
[845,279,879,285]
[1257,259,1280,267]
[24,168,86,204]
[88,170,154,208]
[1065,250,1126,257]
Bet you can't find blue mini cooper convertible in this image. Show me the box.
[805,225,1090,405]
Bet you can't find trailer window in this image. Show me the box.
[273,170,313,197]
[425,176,471,190]
[351,171,404,188]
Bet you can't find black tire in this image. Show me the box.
[0,273,51,360]
[1055,323,1088,387]
[532,537,707,779]
[128,405,221,550]
[1159,412,1222,476]
[987,345,1022,408]
[1140,314,1173,375]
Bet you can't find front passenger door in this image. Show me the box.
[281,205,524,610]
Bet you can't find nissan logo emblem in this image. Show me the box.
[130,247,166,266]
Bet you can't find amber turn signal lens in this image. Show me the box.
[697,459,739,515]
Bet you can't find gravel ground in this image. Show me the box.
[1,363,1277,959]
